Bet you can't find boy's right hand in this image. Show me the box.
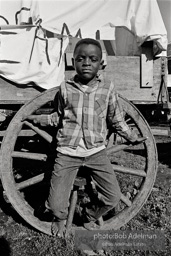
[25,115,40,123]
[22,115,49,126]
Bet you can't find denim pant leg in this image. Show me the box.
[46,152,82,221]
[84,149,121,221]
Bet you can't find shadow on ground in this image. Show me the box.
[0,237,11,256]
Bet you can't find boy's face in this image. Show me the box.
[73,43,104,84]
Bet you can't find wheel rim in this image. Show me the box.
[104,95,158,229]
[0,88,158,235]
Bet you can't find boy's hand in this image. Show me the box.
[22,115,49,126]
[130,136,147,145]
[24,115,40,123]
[22,115,41,123]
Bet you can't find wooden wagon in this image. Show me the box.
[0,0,169,236]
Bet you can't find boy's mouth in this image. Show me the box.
[82,69,91,72]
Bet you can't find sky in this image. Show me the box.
[157,0,171,42]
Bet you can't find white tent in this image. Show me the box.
[0,0,167,89]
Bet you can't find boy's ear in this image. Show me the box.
[72,57,75,68]
[100,59,104,70]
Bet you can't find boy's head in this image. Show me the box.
[73,38,104,84]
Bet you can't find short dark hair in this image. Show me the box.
[73,38,102,59]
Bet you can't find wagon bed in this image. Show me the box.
[0,40,170,135]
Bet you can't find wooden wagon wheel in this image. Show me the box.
[0,87,158,235]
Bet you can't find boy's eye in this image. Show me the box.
[76,57,84,61]
[75,56,99,62]
[91,57,98,62]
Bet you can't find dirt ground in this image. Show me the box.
[0,135,171,256]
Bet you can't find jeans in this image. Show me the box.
[46,149,121,221]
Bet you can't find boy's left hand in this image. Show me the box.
[130,136,147,145]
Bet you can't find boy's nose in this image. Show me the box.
[83,58,91,65]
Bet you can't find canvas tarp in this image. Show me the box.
[0,0,167,89]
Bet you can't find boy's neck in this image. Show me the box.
[75,75,97,86]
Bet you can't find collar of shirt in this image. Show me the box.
[67,74,102,93]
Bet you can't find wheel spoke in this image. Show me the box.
[125,117,131,123]
[12,151,47,161]
[126,120,135,127]
[120,193,132,207]
[16,173,44,190]
[107,137,146,155]
[107,143,134,154]
[23,121,52,143]
[112,164,146,177]
[0,129,36,137]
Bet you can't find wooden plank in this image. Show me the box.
[151,127,170,136]
[98,56,164,103]
[23,121,52,143]
[0,25,36,30]
[0,55,164,105]
[0,39,166,105]
[140,54,153,88]
[12,151,47,161]
[16,173,44,190]
[0,129,36,137]
[0,76,44,103]
[112,164,147,177]
[140,43,154,88]
[120,193,132,207]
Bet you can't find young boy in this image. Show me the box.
[28,38,141,237]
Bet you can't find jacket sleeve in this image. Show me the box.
[107,83,138,142]
[47,88,64,126]
[26,89,62,127]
